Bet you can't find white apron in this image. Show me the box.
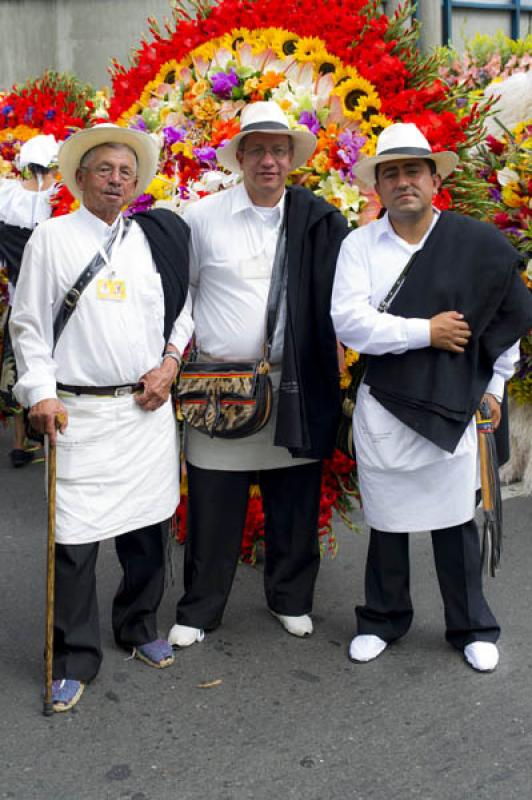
[353,384,478,532]
[52,393,179,544]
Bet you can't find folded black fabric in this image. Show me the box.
[0,221,32,285]
[365,211,532,452]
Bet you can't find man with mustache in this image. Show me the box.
[169,102,347,647]
[10,125,192,711]
[331,123,532,672]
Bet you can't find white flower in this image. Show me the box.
[497,166,520,186]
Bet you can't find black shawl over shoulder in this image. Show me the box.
[0,221,32,285]
[133,208,189,344]
[274,185,348,459]
[364,211,532,453]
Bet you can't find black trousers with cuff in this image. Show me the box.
[176,461,323,630]
[53,522,167,682]
[356,519,500,650]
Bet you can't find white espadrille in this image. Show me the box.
[464,641,499,672]
[168,623,205,647]
[270,610,313,637]
[349,634,388,662]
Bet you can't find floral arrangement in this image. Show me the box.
[105,0,499,554]
[438,31,532,91]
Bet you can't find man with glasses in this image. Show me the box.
[168,102,348,648]
[10,125,193,711]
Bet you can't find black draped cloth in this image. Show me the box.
[364,211,532,453]
[0,221,32,286]
[274,186,348,458]
[133,208,189,344]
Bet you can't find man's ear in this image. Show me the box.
[75,167,84,191]
[433,173,442,193]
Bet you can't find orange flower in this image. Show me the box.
[256,71,285,93]
[210,117,241,147]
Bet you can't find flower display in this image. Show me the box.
[118,33,391,222]
[438,32,532,91]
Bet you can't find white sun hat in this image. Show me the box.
[353,123,459,187]
[216,101,317,174]
[58,123,159,201]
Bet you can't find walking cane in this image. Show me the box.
[43,430,58,716]
[476,404,503,577]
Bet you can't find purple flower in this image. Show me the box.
[193,146,217,164]
[456,97,468,109]
[488,186,502,202]
[337,130,367,179]
[211,69,239,99]
[163,125,186,145]
[45,109,56,120]
[1,105,13,116]
[132,118,148,132]
[124,193,154,216]
[298,111,320,136]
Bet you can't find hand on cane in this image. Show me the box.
[29,399,68,445]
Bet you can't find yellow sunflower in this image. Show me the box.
[293,37,328,63]
[333,65,362,87]
[225,27,253,52]
[314,53,344,80]
[356,95,382,122]
[154,59,181,86]
[272,29,301,59]
[334,76,379,120]
[366,113,392,138]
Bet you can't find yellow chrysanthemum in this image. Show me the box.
[311,151,332,173]
[512,119,532,144]
[0,125,39,143]
[272,29,301,59]
[192,96,221,121]
[244,77,260,94]
[293,37,328,63]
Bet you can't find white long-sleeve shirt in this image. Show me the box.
[11,204,193,408]
[182,181,285,362]
[331,211,519,532]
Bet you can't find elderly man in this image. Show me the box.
[331,123,532,672]
[10,124,192,711]
[168,102,347,648]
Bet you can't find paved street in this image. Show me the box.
[1,423,531,800]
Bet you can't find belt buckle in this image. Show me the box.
[114,386,131,397]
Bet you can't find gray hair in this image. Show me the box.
[79,142,138,170]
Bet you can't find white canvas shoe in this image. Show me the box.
[270,611,313,637]
[349,634,388,662]
[464,641,499,672]
[168,623,205,647]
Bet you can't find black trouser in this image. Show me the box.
[176,461,323,630]
[356,519,500,650]
[53,522,167,682]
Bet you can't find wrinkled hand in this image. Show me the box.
[29,398,68,446]
[135,359,178,412]
[430,311,471,353]
[482,393,501,430]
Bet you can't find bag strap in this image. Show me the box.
[52,216,132,351]
[263,210,288,361]
[377,251,418,313]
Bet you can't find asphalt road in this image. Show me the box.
[1,424,531,800]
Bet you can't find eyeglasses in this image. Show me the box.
[81,165,137,181]
[241,145,291,161]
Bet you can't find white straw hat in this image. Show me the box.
[353,123,459,186]
[58,123,159,201]
[216,101,317,174]
[19,134,59,169]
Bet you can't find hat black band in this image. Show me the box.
[378,146,433,157]
[241,121,290,133]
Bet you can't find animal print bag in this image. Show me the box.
[176,357,273,438]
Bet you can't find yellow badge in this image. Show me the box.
[96,278,126,302]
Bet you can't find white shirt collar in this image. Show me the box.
[377,208,440,246]
[230,181,285,219]
[79,203,122,236]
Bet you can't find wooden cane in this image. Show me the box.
[476,410,494,513]
[43,432,57,716]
